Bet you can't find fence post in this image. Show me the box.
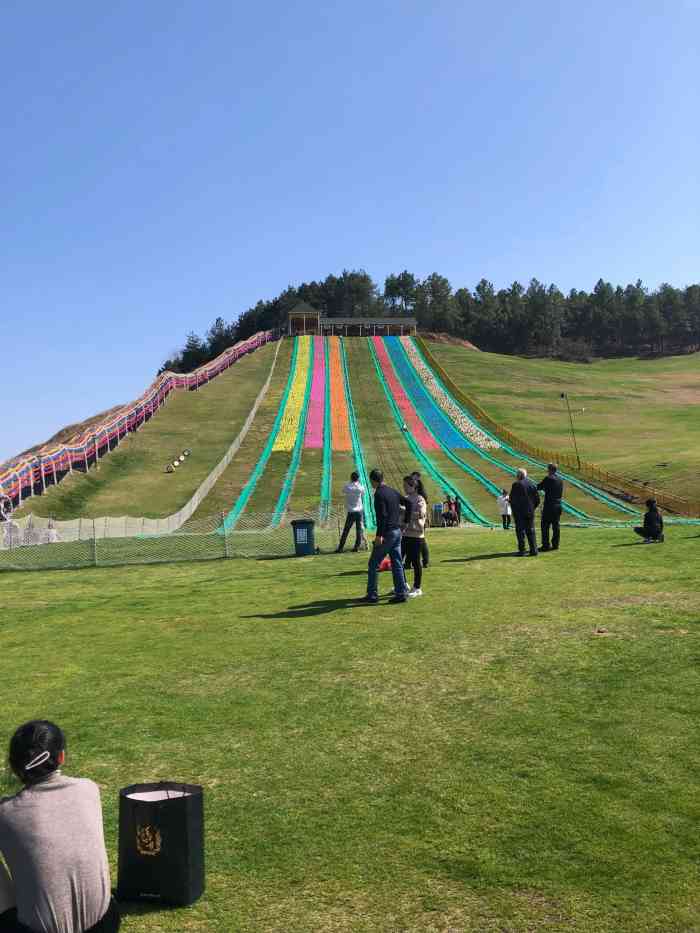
[221,512,230,558]
[92,518,98,567]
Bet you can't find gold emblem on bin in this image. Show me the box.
[136,824,162,856]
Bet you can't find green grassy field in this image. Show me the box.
[433,343,700,495]
[3,529,700,933]
[14,343,278,521]
[3,527,699,932]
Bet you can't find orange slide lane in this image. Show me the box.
[327,337,352,451]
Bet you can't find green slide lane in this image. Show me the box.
[223,338,299,529]
[340,338,376,531]
[366,338,492,527]
[271,337,315,526]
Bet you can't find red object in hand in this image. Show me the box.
[379,556,391,571]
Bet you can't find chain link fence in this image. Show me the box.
[0,509,348,573]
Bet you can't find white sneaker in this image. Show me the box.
[408,588,423,597]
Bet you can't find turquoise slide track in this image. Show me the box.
[384,337,594,523]
[408,337,640,519]
[367,337,492,527]
[340,337,376,531]
[223,338,299,530]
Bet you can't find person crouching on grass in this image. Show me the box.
[0,720,120,933]
[401,476,427,597]
[634,498,665,543]
[363,469,410,604]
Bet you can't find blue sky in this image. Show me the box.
[2,0,699,462]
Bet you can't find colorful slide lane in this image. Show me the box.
[384,336,609,522]
[272,337,314,524]
[371,339,439,451]
[406,337,639,520]
[369,338,491,526]
[223,337,303,528]
[304,337,326,448]
[328,338,352,451]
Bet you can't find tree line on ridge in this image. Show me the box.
[160,269,700,372]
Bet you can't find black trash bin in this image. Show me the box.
[116,781,204,906]
[291,518,315,556]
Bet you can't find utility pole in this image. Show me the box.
[561,393,581,470]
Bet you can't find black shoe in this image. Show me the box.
[360,595,379,604]
[540,545,551,551]
[389,595,407,604]
[352,547,360,552]
[551,546,559,551]
[335,548,343,554]
[517,551,527,556]
[529,551,538,557]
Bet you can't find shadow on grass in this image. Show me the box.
[113,895,183,918]
[335,569,366,576]
[242,596,372,620]
[442,552,522,563]
[611,542,647,547]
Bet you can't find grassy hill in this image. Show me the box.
[14,342,278,520]
[13,338,699,525]
[4,528,698,932]
[434,345,700,496]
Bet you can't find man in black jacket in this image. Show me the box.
[363,468,411,604]
[537,463,564,551]
[509,468,540,556]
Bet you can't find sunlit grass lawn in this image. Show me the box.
[3,527,699,931]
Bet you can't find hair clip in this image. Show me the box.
[25,751,50,771]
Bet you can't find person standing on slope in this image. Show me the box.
[336,471,365,553]
[537,463,564,551]
[363,469,411,604]
[509,468,540,556]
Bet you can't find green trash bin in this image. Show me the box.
[291,519,315,556]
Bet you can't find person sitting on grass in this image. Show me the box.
[401,476,427,598]
[442,496,458,527]
[633,498,665,544]
[0,720,120,933]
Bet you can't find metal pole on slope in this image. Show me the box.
[561,393,581,470]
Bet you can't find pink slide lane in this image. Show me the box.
[372,338,439,450]
[304,336,326,448]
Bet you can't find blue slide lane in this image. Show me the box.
[384,337,594,522]
[367,338,491,526]
[407,338,641,519]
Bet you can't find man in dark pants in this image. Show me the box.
[509,468,540,556]
[363,469,411,604]
[336,471,365,552]
[537,462,564,551]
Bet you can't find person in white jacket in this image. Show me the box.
[496,488,512,529]
[336,472,365,552]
